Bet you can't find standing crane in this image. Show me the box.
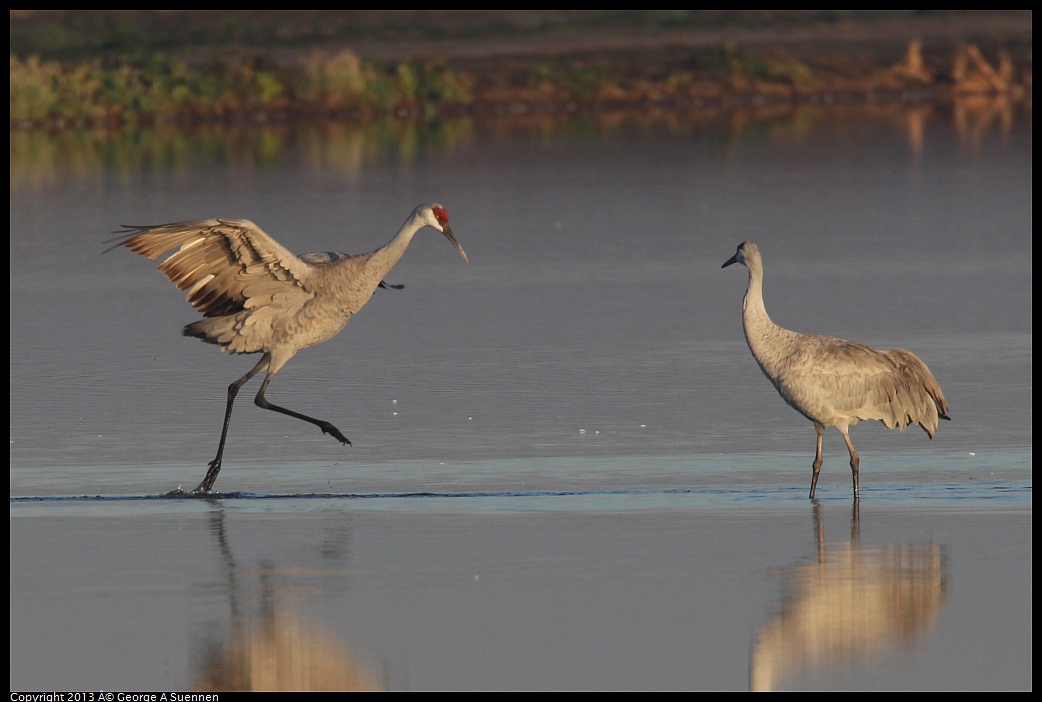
[111,203,468,494]
[722,241,949,500]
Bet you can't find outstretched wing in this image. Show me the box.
[112,219,316,318]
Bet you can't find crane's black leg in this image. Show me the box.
[841,431,860,501]
[191,355,270,494]
[253,372,352,446]
[809,424,825,499]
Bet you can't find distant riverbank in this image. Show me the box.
[10,11,1032,131]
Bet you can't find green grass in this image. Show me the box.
[10,50,476,128]
[12,42,780,129]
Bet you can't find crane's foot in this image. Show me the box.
[320,422,352,446]
[161,482,215,498]
[188,458,223,495]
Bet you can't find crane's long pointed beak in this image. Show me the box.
[722,253,739,268]
[442,225,469,264]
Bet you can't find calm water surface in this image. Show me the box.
[10,102,1031,690]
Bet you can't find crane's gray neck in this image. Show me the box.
[741,255,771,328]
[741,257,797,370]
[365,213,425,281]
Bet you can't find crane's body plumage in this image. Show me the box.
[723,241,949,499]
[113,203,468,494]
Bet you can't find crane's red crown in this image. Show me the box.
[433,206,449,226]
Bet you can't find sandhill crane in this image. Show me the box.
[111,203,468,494]
[722,241,949,500]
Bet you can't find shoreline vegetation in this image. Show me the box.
[9,11,1032,132]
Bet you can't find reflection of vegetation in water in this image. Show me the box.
[10,98,1024,192]
[9,116,478,191]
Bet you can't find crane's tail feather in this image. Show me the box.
[885,348,950,438]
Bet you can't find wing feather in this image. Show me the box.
[778,336,947,434]
[113,219,315,318]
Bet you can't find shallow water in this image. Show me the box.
[9,102,1032,690]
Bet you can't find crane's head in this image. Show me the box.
[419,203,469,264]
[722,241,759,269]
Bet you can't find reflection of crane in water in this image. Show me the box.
[193,508,383,692]
[749,502,949,692]
[722,242,949,500]
[110,203,468,494]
